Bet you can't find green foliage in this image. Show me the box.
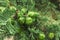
[0,0,60,40]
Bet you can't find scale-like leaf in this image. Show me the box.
[0,7,15,25]
[5,18,20,35]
